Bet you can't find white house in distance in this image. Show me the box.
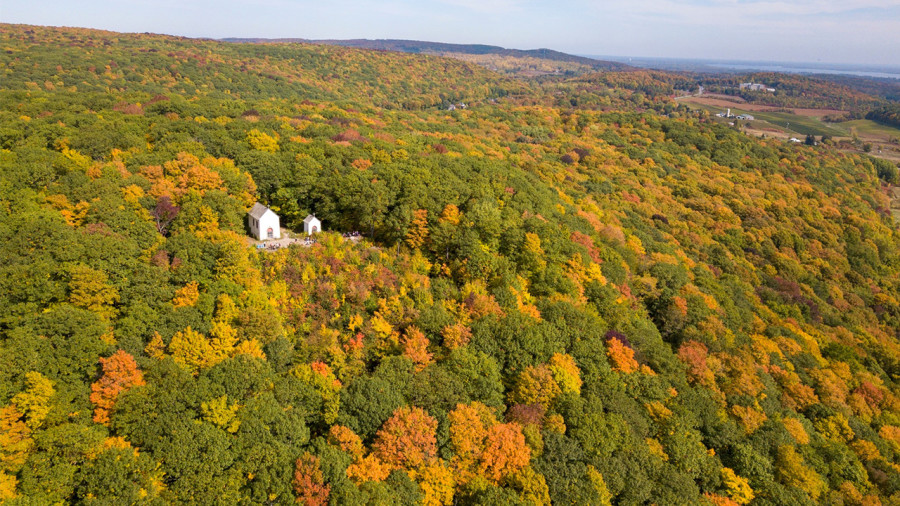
[303,214,321,236]
[248,202,281,241]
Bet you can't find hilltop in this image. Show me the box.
[2,23,900,506]
[223,37,631,76]
[1,24,525,109]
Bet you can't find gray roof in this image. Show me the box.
[249,203,270,220]
[303,214,319,224]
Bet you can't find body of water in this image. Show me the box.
[585,55,900,80]
[707,63,900,80]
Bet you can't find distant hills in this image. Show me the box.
[222,37,631,73]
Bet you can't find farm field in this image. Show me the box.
[744,110,845,137]
[677,95,846,117]
[680,97,900,161]
[842,119,900,141]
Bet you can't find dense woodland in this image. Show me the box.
[815,76,900,105]
[222,38,629,77]
[696,72,885,112]
[867,105,900,130]
[3,23,900,505]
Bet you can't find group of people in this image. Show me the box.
[255,236,316,251]
[256,231,360,252]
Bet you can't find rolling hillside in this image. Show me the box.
[223,37,631,76]
[2,23,900,505]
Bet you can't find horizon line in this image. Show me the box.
[4,21,898,71]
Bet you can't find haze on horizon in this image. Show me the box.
[4,0,899,67]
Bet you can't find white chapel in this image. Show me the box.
[248,203,281,241]
[303,214,322,236]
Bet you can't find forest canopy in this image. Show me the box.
[2,23,900,505]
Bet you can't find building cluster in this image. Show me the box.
[714,108,754,121]
[247,202,321,241]
[740,83,776,93]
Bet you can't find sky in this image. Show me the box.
[4,0,900,66]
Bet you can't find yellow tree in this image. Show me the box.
[721,467,754,504]
[0,471,17,501]
[548,353,582,395]
[11,372,55,429]
[69,264,119,319]
[172,281,200,308]
[509,466,552,505]
[201,395,241,433]
[776,445,826,499]
[0,406,32,474]
[520,233,547,273]
[509,365,561,406]
[168,327,219,374]
[145,332,166,360]
[247,129,279,152]
[439,204,461,225]
[448,402,492,483]
[412,460,455,506]
[405,209,429,249]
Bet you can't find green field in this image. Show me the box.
[738,111,845,137]
[680,99,900,140]
[682,100,833,136]
[840,119,900,140]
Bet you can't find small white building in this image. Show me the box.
[248,202,281,241]
[303,214,322,236]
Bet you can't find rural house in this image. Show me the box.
[248,202,281,240]
[303,214,322,235]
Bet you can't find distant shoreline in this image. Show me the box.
[706,63,900,80]
[580,55,900,79]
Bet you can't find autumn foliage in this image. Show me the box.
[5,23,900,505]
[373,406,438,470]
[294,453,330,506]
[448,403,531,485]
[401,326,433,371]
[607,336,639,374]
[90,350,145,425]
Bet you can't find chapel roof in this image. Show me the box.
[249,202,271,220]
